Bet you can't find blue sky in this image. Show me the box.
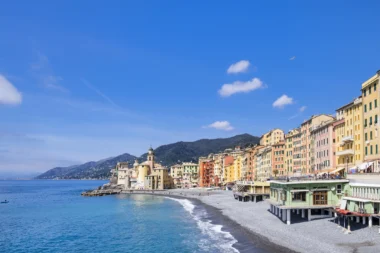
[1,1,380,174]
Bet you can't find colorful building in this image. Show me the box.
[268,179,350,225]
[182,162,199,188]
[272,141,285,176]
[199,159,216,187]
[300,115,335,175]
[260,128,285,146]
[310,119,335,173]
[292,129,302,175]
[361,71,380,172]
[224,155,235,183]
[339,179,380,228]
[170,164,183,188]
[335,96,364,174]
[285,128,299,176]
[116,147,173,190]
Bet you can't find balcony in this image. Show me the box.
[341,136,354,143]
[336,149,354,156]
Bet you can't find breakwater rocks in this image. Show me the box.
[81,183,123,197]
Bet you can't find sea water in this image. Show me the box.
[0,180,240,253]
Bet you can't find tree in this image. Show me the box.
[273,169,279,178]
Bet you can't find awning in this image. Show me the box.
[290,189,309,193]
[330,167,345,174]
[343,197,371,203]
[358,162,374,171]
[317,168,332,176]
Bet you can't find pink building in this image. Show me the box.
[310,120,335,173]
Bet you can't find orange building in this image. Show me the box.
[272,141,285,176]
[248,145,264,181]
[199,160,216,187]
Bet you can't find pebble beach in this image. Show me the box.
[159,189,380,253]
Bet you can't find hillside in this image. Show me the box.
[36,133,260,179]
[140,133,260,166]
[35,153,137,179]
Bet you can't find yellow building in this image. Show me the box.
[116,147,173,190]
[362,71,380,172]
[335,96,363,172]
[260,128,285,146]
[233,155,242,181]
[224,156,235,183]
[284,130,294,176]
[256,146,272,181]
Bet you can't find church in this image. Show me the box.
[114,147,173,190]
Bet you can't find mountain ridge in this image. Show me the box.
[35,133,260,179]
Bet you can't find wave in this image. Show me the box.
[166,197,239,253]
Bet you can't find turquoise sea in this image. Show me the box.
[0,180,249,253]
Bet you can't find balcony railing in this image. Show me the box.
[341,136,354,143]
[336,149,354,156]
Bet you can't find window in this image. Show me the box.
[364,89,367,96]
[376,115,378,124]
[313,191,328,205]
[370,131,373,140]
[377,145,378,154]
[371,145,373,155]
[370,117,373,125]
[365,147,368,155]
[376,99,378,108]
[370,102,372,110]
[336,185,342,194]
[292,192,306,202]
[365,119,367,127]
[369,86,372,94]
[364,104,367,113]
[365,133,368,141]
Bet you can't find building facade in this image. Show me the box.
[310,119,335,173]
[260,128,285,146]
[300,115,335,175]
[272,141,285,176]
[362,71,380,172]
[116,147,173,190]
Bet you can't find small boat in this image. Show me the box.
[1,200,9,204]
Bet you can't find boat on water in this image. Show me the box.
[1,200,9,204]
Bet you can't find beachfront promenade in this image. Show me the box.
[152,189,380,253]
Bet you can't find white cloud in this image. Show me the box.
[0,75,22,105]
[299,106,307,112]
[218,78,264,97]
[273,94,293,108]
[289,56,296,60]
[227,60,250,74]
[205,121,234,131]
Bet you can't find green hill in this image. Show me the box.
[36,133,260,179]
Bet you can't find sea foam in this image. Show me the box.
[166,197,239,253]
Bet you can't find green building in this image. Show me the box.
[268,179,349,225]
[338,181,380,228]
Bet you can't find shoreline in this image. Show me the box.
[124,191,297,253]
[121,189,380,253]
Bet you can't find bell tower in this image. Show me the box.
[147,146,155,171]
